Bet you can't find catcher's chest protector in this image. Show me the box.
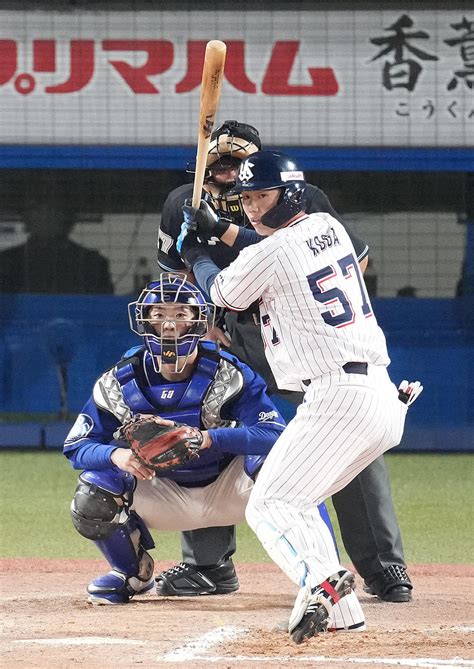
[111,345,243,429]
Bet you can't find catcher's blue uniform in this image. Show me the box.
[64,341,286,604]
[65,341,284,479]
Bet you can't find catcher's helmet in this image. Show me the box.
[207,120,261,170]
[128,273,215,372]
[187,120,261,219]
[230,150,307,229]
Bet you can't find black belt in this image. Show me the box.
[303,362,368,386]
[342,362,368,375]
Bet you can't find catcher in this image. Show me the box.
[63,273,287,605]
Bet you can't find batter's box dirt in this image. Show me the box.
[0,560,473,669]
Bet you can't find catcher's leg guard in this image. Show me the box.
[71,468,136,540]
[71,469,155,605]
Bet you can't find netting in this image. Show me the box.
[0,5,471,297]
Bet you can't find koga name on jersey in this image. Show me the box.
[306,226,341,257]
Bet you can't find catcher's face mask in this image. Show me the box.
[187,120,262,219]
[128,272,215,373]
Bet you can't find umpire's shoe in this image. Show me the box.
[289,570,355,644]
[155,559,239,596]
[87,570,155,605]
[363,565,413,603]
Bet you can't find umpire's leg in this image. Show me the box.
[155,526,239,596]
[331,456,405,578]
[180,526,236,565]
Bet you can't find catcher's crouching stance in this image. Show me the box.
[63,273,288,605]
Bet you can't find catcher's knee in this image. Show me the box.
[71,469,135,540]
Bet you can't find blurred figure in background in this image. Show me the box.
[364,258,378,297]
[0,197,113,294]
[397,285,417,297]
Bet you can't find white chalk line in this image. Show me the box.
[160,625,473,667]
[162,625,247,661]
[165,656,474,668]
[12,626,474,667]
[14,637,147,646]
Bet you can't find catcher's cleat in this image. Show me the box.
[87,570,155,605]
[155,559,239,596]
[289,570,356,644]
[363,565,413,603]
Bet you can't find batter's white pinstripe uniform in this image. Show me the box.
[210,212,408,630]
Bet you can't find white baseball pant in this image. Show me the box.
[246,365,407,615]
[133,456,253,531]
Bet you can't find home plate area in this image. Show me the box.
[1,560,473,669]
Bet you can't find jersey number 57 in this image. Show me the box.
[307,253,373,328]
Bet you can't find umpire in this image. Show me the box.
[156,120,413,603]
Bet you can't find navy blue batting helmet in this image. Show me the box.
[230,150,307,229]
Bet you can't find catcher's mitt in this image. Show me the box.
[119,415,203,471]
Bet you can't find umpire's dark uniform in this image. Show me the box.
[157,181,413,602]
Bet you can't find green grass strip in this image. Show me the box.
[0,451,472,564]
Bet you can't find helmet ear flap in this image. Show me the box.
[260,183,307,229]
[288,183,306,208]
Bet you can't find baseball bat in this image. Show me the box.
[192,40,227,209]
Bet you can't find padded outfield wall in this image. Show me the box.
[0,295,472,452]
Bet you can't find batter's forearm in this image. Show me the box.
[233,226,264,251]
[220,224,240,247]
[218,223,263,251]
[192,257,221,300]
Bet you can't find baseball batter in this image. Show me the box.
[179,150,423,643]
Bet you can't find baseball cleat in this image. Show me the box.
[275,619,366,633]
[87,570,155,605]
[155,559,239,596]
[363,564,413,602]
[289,570,356,644]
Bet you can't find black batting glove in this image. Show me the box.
[182,199,231,241]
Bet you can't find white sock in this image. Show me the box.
[328,591,366,631]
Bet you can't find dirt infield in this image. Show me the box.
[1,559,473,669]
